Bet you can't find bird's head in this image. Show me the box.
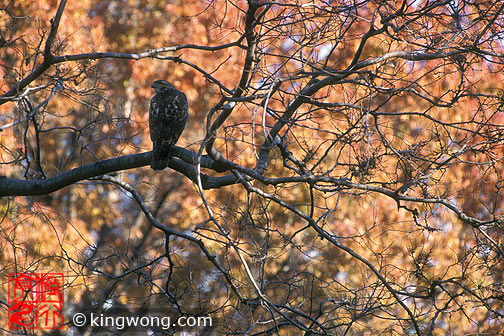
[151,80,174,93]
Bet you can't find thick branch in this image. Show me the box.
[0,152,149,196]
[0,148,237,196]
[43,0,67,59]
[0,0,67,104]
[205,1,259,161]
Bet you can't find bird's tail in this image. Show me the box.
[151,142,172,170]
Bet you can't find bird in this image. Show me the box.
[149,80,188,170]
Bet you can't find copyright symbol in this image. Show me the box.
[73,313,87,327]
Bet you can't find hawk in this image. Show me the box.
[149,80,188,170]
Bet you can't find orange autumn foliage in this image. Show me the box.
[1,1,503,335]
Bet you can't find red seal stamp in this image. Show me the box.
[8,273,64,330]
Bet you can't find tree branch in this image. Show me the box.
[0,148,238,196]
[0,0,67,104]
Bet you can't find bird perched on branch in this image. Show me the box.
[149,80,188,170]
